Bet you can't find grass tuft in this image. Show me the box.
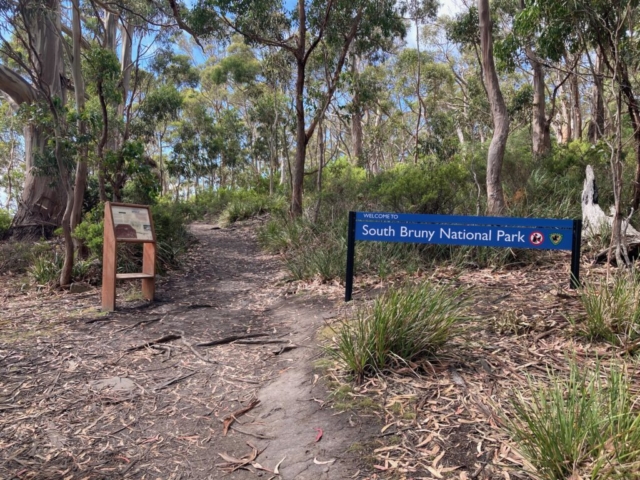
[507,362,640,480]
[573,273,640,346]
[328,281,467,382]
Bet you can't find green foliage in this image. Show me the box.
[328,282,467,382]
[369,161,470,214]
[574,274,640,346]
[73,201,194,275]
[0,208,11,235]
[28,244,93,286]
[84,46,122,103]
[220,190,285,225]
[507,363,640,479]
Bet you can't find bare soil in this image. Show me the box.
[0,221,376,479]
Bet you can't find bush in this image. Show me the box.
[367,160,471,214]
[328,281,467,382]
[507,363,640,479]
[28,243,94,286]
[573,274,640,346]
[74,201,195,275]
[219,190,285,225]
[0,208,11,236]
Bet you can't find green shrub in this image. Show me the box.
[573,274,640,346]
[368,160,471,214]
[29,244,94,286]
[0,208,11,236]
[328,281,467,382]
[219,190,283,224]
[507,363,640,480]
[73,201,195,275]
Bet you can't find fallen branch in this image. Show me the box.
[196,333,269,347]
[178,331,217,364]
[235,339,290,345]
[115,317,162,333]
[127,333,182,352]
[222,398,261,436]
[153,371,196,392]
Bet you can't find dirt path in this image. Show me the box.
[0,221,374,479]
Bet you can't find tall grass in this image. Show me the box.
[328,281,468,382]
[507,363,640,480]
[574,274,640,346]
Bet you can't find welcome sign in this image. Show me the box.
[345,212,582,301]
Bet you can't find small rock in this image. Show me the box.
[70,282,92,294]
[90,376,136,393]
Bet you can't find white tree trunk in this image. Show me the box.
[582,165,640,239]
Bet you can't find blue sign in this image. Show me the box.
[354,212,574,251]
[345,211,582,301]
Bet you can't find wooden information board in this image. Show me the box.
[111,204,155,241]
[102,202,156,311]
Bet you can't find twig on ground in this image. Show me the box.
[222,398,261,436]
[127,333,182,352]
[197,333,269,347]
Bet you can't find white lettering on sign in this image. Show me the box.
[362,213,393,220]
[439,228,492,241]
[399,226,435,240]
[496,230,525,243]
[361,225,396,237]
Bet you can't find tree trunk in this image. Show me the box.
[70,0,87,233]
[588,48,605,143]
[528,50,551,156]
[559,81,571,143]
[478,0,509,215]
[570,65,582,141]
[414,20,422,164]
[291,57,307,218]
[7,0,66,238]
[351,57,364,167]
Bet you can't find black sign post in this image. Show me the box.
[345,212,582,302]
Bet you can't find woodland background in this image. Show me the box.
[0,0,636,283]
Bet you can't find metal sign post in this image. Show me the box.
[345,212,582,302]
[102,202,157,311]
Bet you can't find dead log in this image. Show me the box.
[582,165,640,262]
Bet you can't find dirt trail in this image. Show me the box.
[0,221,374,479]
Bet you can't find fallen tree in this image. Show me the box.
[582,165,640,263]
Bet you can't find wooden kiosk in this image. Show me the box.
[102,202,156,311]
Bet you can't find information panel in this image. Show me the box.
[111,205,154,241]
[345,211,582,301]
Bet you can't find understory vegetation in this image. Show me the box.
[508,363,640,480]
[328,281,467,382]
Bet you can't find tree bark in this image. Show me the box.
[291,56,307,217]
[527,50,551,156]
[478,0,509,215]
[70,0,87,233]
[350,56,364,167]
[8,0,66,238]
[588,48,605,143]
[570,63,582,141]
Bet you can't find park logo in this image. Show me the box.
[550,233,563,245]
[529,231,544,246]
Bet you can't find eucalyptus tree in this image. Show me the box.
[0,0,67,236]
[170,0,408,217]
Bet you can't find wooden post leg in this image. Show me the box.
[142,242,156,301]
[102,202,117,311]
